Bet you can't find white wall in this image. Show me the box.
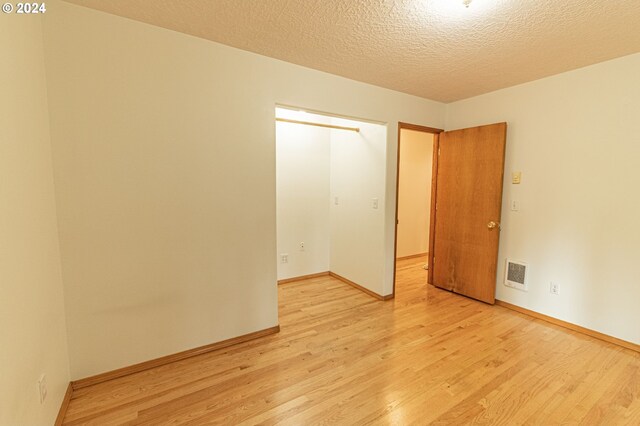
[397,130,434,258]
[276,109,331,280]
[446,53,640,344]
[330,119,388,295]
[43,1,445,378]
[0,15,70,425]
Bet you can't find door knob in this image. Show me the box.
[487,221,499,229]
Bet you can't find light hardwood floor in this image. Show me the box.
[63,256,640,425]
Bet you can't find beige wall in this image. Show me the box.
[397,130,434,258]
[0,15,70,425]
[446,53,640,344]
[42,1,445,378]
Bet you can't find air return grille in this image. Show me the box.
[504,259,528,291]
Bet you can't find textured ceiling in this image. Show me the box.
[62,0,640,102]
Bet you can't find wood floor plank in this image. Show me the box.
[63,256,640,425]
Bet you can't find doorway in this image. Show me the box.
[394,122,507,303]
[275,106,389,298]
[393,123,443,296]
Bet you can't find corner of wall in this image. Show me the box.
[1,12,71,425]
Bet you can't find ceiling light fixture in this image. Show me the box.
[463,0,472,7]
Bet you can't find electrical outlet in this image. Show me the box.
[300,242,305,251]
[280,253,288,264]
[372,198,379,209]
[37,374,47,404]
[550,282,559,295]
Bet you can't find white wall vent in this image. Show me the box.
[504,259,528,291]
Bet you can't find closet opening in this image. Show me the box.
[275,106,388,299]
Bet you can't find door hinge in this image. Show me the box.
[438,147,441,156]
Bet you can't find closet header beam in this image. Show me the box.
[276,118,360,133]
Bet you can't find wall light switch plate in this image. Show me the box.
[512,171,522,184]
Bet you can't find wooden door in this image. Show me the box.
[431,123,507,304]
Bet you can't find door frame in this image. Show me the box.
[392,122,443,297]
